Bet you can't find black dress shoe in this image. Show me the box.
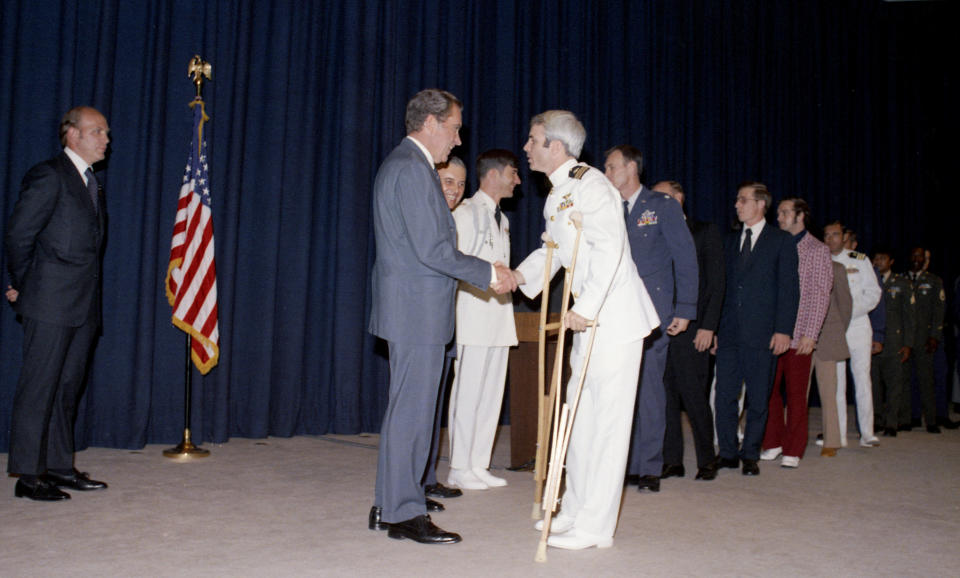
[926,424,942,434]
[882,427,897,437]
[369,506,388,531]
[15,478,70,501]
[44,469,107,491]
[695,464,718,481]
[624,474,640,486]
[387,514,461,544]
[661,464,685,479]
[425,498,444,512]
[936,417,960,430]
[637,475,660,492]
[424,482,462,499]
[897,423,912,432]
[741,459,760,476]
[506,458,535,472]
[716,456,739,469]
[911,418,922,428]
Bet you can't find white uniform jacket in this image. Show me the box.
[832,250,882,321]
[452,190,518,347]
[515,159,659,345]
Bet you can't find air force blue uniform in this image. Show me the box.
[624,186,698,477]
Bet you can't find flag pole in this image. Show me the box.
[163,332,209,458]
[164,55,214,460]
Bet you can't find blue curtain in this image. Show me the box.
[0,0,953,450]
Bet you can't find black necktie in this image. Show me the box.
[623,200,629,222]
[85,168,99,213]
[494,205,501,228]
[739,228,752,265]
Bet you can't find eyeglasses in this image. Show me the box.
[736,196,757,203]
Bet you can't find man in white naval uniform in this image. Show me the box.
[510,110,659,550]
[824,222,882,447]
[446,149,521,490]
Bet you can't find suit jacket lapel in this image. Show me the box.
[58,153,100,220]
[736,223,770,278]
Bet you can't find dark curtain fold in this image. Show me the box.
[0,0,954,451]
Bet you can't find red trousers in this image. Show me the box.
[762,349,813,458]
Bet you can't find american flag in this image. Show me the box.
[165,100,220,374]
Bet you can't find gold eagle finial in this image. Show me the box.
[188,55,212,99]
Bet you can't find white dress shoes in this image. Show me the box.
[780,455,800,468]
[447,468,488,490]
[472,468,507,487]
[534,515,574,534]
[859,436,880,447]
[759,447,782,461]
[546,529,613,550]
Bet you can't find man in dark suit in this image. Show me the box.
[870,249,913,436]
[5,106,110,501]
[367,89,513,544]
[654,181,724,482]
[604,146,698,494]
[714,182,799,476]
[904,246,945,433]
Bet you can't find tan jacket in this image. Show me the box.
[814,261,853,361]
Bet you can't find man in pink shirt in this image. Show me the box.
[760,197,833,468]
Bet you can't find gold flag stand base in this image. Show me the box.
[163,429,210,459]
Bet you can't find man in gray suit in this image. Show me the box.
[367,89,513,544]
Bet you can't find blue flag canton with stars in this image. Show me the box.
[182,105,212,208]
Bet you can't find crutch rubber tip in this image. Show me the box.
[535,541,548,562]
[532,501,542,519]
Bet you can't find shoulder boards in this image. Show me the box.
[569,165,590,180]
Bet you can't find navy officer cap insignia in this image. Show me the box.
[569,165,589,180]
[848,251,858,259]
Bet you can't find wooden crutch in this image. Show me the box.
[532,232,558,518]
[535,319,598,563]
[532,211,584,518]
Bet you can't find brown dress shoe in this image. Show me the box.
[820,447,838,457]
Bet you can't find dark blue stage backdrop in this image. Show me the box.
[0,1,954,450]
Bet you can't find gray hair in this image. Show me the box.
[59,106,88,147]
[530,110,586,158]
[405,89,462,134]
[438,155,466,172]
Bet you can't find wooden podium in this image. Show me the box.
[507,311,569,469]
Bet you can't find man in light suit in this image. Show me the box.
[446,149,520,491]
[422,156,468,502]
[511,110,659,550]
[825,222,882,446]
[5,106,110,501]
[367,89,513,544]
[813,262,853,456]
[604,145,698,493]
[714,182,799,476]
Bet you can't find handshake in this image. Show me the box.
[491,262,524,295]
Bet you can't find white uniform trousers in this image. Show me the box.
[836,317,875,445]
[560,335,643,539]
[448,344,509,471]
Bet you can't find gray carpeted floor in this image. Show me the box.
[1,408,958,577]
